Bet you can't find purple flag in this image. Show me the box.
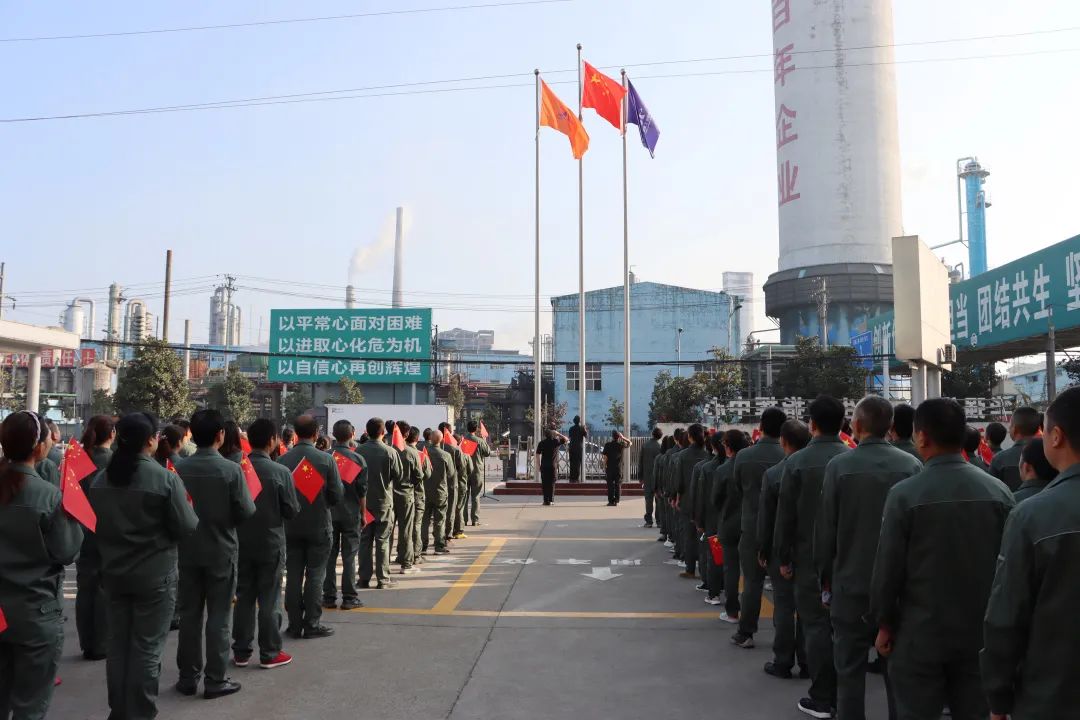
[626,79,659,158]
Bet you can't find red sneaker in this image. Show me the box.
[259,651,293,669]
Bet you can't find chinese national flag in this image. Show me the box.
[59,441,98,532]
[240,436,252,455]
[839,432,857,449]
[0,606,7,634]
[442,430,458,448]
[240,456,263,501]
[459,438,478,457]
[540,80,589,160]
[391,425,406,451]
[333,451,363,485]
[363,507,375,526]
[478,422,489,440]
[292,457,326,504]
[581,61,626,130]
[751,428,762,444]
[165,459,178,474]
[420,447,430,465]
[978,438,994,465]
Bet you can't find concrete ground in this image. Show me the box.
[50,492,891,719]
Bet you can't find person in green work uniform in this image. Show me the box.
[731,407,787,648]
[90,412,199,719]
[0,411,83,720]
[174,408,257,699]
[323,420,366,609]
[358,418,403,589]
[232,418,301,670]
[276,415,342,638]
[982,386,1080,720]
[775,395,851,719]
[1012,438,1054,503]
[674,424,710,580]
[171,418,196,458]
[963,426,990,472]
[220,421,244,464]
[712,429,750,625]
[758,419,811,680]
[665,429,688,560]
[989,405,1042,491]
[464,421,490,526]
[888,404,921,461]
[154,424,187,631]
[870,398,1014,720]
[34,450,60,489]
[76,414,115,662]
[411,428,430,565]
[815,396,923,720]
[439,423,470,541]
[394,424,423,574]
[421,431,453,555]
[984,421,1007,456]
[639,427,663,529]
[655,435,677,544]
[44,420,63,467]
[691,434,724,604]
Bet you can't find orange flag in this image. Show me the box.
[292,457,326,504]
[59,441,98,532]
[391,425,406,451]
[540,80,589,160]
[581,61,626,130]
[240,455,263,501]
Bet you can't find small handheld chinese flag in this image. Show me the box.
[839,432,857,449]
[478,421,490,440]
[165,458,178,474]
[420,447,430,466]
[60,440,98,532]
[391,425,406,451]
[292,457,326,504]
[442,429,458,448]
[751,428,762,444]
[581,60,626,131]
[540,79,590,160]
[240,456,263,501]
[363,507,375,526]
[0,606,7,634]
[978,438,994,465]
[459,438,478,457]
[707,535,724,565]
[333,451,363,485]
[240,436,252,455]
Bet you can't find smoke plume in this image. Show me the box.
[349,206,410,285]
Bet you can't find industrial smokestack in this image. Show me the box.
[345,285,356,309]
[106,283,123,363]
[392,206,404,308]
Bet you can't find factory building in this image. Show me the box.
[209,286,241,347]
[551,281,739,433]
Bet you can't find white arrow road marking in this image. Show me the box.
[581,567,622,581]
[610,559,642,566]
[555,524,569,528]
[663,559,684,566]
[498,558,536,565]
[555,558,591,565]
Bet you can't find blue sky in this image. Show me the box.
[2,0,1078,352]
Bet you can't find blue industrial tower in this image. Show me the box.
[959,158,990,277]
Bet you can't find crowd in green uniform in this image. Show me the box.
[640,389,1080,720]
[0,408,489,720]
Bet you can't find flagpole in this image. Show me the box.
[534,68,542,469]
[576,42,585,484]
[621,69,631,484]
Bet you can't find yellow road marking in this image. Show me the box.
[348,607,720,619]
[463,536,656,542]
[429,537,506,614]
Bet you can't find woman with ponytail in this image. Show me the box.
[88,412,198,720]
[221,421,244,464]
[74,414,115,662]
[0,411,84,719]
[154,425,185,470]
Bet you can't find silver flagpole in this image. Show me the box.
[621,69,631,484]
[534,69,542,469]
[576,43,586,484]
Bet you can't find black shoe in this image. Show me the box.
[339,599,364,610]
[83,651,107,661]
[606,502,616,506]
[421,545,430,554]
[175,680,199,696]
[543,501,552,506]
[866,657,884,675]
[302,624,335,639]
[643,522,654,528]
[434,547,450,554]
[170,617,180,631]
[798,666,811,680]
[376,580,396,589]
[204,680,241,700]
[763,661,793,679]
[656,535,667,542]
[322,600,338,609]
[284,626,303,639]
[796,698,833,718]
[731,632,755,649]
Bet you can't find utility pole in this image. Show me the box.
[162,250,173,341]
[223,274,236,374]
[812,277,829,346]
[1046,308,1057,402]
[0,262,5,321]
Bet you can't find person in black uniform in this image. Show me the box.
[76,414,115,662]
[567,416,588,483]
[601,431,631,506]
[982,386,1080,719]
[90,412,199,719]
[0,411,83,720]
[536,429,568,505]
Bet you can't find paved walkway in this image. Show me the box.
[51,496,890,719]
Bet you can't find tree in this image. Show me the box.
[328,377,365,405]
[481,404,506,439]
[604,398,625,430]
[647,371,706,427]
[113,338,194,419]
[694,348,744,403]
[525,401,568,432]
[1061,356,1080,387]
[283,384,313,424]
[770,336,868,400]
[942,362,1000,399]
[447,374,465,417]
[0,367,26,414]
[90,388,115,417]
[207,367,255,425]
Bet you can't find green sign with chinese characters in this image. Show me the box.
[269,308,432,384]
[950,233,1080,350]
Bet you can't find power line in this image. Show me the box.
[4,43,1079,123]
[0,0,573,43]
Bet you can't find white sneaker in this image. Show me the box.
[663,540,674,548]
[719,611,739,624]
[704,596,722,605]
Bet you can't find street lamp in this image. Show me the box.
[726,299,744,356]
[676,327,684,377]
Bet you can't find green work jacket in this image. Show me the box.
[175,448,256,567]
[774,435,850,568]
[239,450,301,559]
[356,439,403,518]
[734,437,786,539]
[990,438,1030,492]
[756,459,787,564]
[329,444,367,527]
[277,440,344,539]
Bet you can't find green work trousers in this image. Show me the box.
[359,512,393,585]
[468,474,482,524]
[795,564,837,707]
[76,558,109,657]
[833,607,896,720]
[722,540,741,616]
[738,535,766,635]
[453,479,468,535]
[0,605,63,720]
[444,482,457,540]
[769,559,807,672]
[393,495,415,568]
[422,493,447,551]
[233,552,285,663]
[105,575,176,720]
[888,640,985,720]
[284,533,330,631]
[412,486,426,564]
[323,521,360,604]
[177,563,237,687]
